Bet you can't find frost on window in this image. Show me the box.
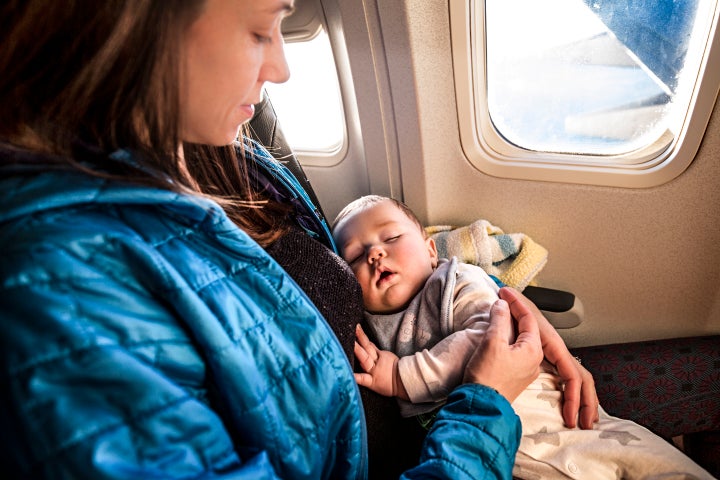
[485,0,707,157]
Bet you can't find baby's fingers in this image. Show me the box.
[355,324,372,349]
[354,372,374,389]
[354,341,376,373]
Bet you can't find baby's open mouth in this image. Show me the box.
[377,271,394,286]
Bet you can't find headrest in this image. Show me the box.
[248,90,327,220]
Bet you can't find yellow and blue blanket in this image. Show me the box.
[425,219,547,291]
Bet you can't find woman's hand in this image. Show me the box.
[463,288,543,403]
[504,287,600,429]
[354,324,409,399]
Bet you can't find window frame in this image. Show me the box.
[272,2,349,167]
[449,0,720,187]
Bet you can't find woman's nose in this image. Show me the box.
[262,29,291,84]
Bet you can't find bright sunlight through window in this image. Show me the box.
[265,30,345,154]
[450,0,720,187]
[485,0,712,157]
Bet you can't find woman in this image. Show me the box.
[0,1,596,478]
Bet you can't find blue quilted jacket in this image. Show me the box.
[0,143,521,479]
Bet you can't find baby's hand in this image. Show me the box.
[354,324,407,399]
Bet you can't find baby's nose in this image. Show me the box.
[368,246,385,263]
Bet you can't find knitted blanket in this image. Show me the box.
[425,219,548,291]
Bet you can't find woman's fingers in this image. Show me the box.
[500,288,601,429]
[499,288,541,354]
[463,295,543,403]
[578,367,600,428]
[561,373,581,428]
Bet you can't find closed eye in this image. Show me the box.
[254,33,272,44]
[344,250,364,265]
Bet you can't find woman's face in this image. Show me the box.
[180,0,293,146]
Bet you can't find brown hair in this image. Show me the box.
[332,195,426,237]
[0,0,289,246]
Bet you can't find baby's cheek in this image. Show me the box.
[361,288,376,308]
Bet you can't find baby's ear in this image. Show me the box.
[427,237,438,267]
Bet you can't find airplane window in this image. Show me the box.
[487,0,703,156]
[451,0,720,187]
[265,30,345,156]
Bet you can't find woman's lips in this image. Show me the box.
[238,104,255,120]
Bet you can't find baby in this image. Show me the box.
[333,195,712,480]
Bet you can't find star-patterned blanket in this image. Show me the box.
[508,362,713,479]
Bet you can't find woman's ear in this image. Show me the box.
[427,237,438,267]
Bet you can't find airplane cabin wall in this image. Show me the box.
[396,0,720,348]
[305,0,720,348]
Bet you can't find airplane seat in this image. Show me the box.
[247,89,327,222]
[570,335,720,476]
[248,92,720,478]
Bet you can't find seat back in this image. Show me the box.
[247,90,327,222]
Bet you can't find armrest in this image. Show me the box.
[523,285,584,328]
[522,285,575,312]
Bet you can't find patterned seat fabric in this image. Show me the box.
[571,335,720,476]
[571,335,720,438]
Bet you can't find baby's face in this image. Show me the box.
[335,200,438,314]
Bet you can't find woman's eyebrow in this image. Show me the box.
[274,1,295,15]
